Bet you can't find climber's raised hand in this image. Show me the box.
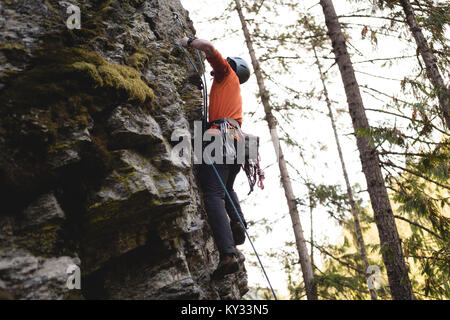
[180,36,190,48]
[180,37,215,59]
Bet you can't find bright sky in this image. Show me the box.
[179,0,448,299]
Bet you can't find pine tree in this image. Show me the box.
[394,0,449,129]
[309,37,377,300]
[319,0,414,300]
[234,0,318,300]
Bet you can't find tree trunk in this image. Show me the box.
[307,187,318,296]
[234,0,317,300]
[312,44,377,300]
[319,0,414,300]
[309,191,314,268]
[399,0,450,130]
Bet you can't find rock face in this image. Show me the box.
[0,0,248,300]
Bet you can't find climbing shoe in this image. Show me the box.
[212,254,239,280]
[231,221,246,246]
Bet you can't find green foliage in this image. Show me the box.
[308,183,352,223]
[388,141,449,298]
[357,126,406,148]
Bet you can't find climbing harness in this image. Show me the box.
[208,118,265,195]
[208,118,243,162]
[173,13,277,300]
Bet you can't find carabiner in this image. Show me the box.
[173,12,184,28]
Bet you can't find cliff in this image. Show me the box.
[0,0,248,299]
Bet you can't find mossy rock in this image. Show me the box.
[15,224,65,257]
[125,52,149,70]
[0,46,158,210]
[0,47,155,160]
[0,47,155,111]
[0,43,28,58]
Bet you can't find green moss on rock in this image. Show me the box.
[16,224,64,257]
[71,62,104,88]
[0,47,154,109]
[98,62,154,103]
[0,42,27,52]
[125,52,149,70]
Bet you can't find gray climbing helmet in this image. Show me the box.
[227,57,251,84]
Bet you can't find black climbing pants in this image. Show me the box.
[199,163,246,257]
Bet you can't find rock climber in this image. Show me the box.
[180,36,251,280]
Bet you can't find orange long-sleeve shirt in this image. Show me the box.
[207,50,243,127]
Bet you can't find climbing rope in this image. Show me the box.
[173,13,208,132]
[173,13,278,300]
